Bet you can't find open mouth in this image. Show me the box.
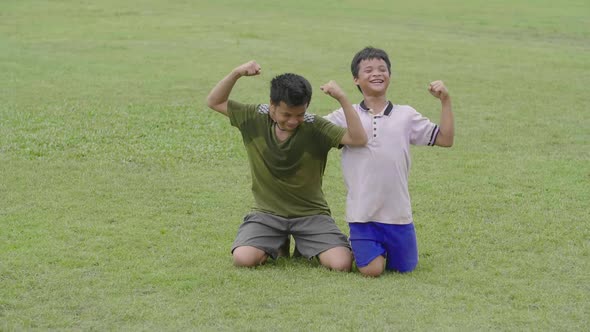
[370,79,384,84]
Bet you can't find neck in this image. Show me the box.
[274,123,294,141]
[363,95,389,111]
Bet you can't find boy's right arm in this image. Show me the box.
[324,108,346,127]
[205,61,262,117]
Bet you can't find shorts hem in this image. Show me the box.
[310,244,352,260]
[355,252,385,268]
[231,244,274,259]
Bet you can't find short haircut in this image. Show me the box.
[270,73,312,107]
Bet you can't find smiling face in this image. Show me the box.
[270,101,307,132]
[354,58,391,97]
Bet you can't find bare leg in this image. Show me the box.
[232,246,268,267]
[358,256,385,277]
[318,246,353,272]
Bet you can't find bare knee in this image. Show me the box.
[358,256,385,277]
[318,247,353,272]
[232,246,267,267]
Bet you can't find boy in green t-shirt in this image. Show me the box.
[206,60,367,271]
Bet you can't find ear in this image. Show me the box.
[353,77,359,86]
[268,102,276,121]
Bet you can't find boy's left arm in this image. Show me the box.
[429,80,454,147]
[320,80,367,146]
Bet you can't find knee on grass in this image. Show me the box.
[318,247,353,272]
[232,246,267,267]
[358,256,385,277]
[358,256,417,277]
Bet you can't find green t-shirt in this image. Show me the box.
[227,100,346,218]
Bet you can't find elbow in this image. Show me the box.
[351,136,368,147]
[206,97,223,112]
[342,131,368,147]
[205,95,215,109]
[440,137,454,148]
[359,135,368,146]
[446,135,454,147]
[435,131,454,147]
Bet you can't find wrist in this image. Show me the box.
[337,95,349,104]
[230,68,243,79]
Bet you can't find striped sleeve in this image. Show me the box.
[408,106,439,146]
[427,125,440,146]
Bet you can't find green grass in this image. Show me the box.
[1,0,589,330]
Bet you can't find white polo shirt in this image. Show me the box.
[325,101,439,225]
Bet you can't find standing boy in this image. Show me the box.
[325,47,454,277]
[206,60,367,271]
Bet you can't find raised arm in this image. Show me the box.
[320,81,367,146]
[429,80,454,147]
[205,61,262,116]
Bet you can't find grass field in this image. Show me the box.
[1,0,589,330]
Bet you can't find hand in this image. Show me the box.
[234,60,262,77]
[320,80,345,100]
[428,80,449,100]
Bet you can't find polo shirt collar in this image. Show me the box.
[359,100,394,116]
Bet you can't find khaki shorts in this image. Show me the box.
[231,212,350,260]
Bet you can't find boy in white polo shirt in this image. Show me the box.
[325,46,455,277]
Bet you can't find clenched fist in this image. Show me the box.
[320,80,345,100]
[234,60,262,77]
[428,80,449,100]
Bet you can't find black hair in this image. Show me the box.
[350,46,391,93]
[270,73,312,107]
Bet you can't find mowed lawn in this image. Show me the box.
[1,0,588,330]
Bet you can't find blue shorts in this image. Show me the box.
[349,222,418,273]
